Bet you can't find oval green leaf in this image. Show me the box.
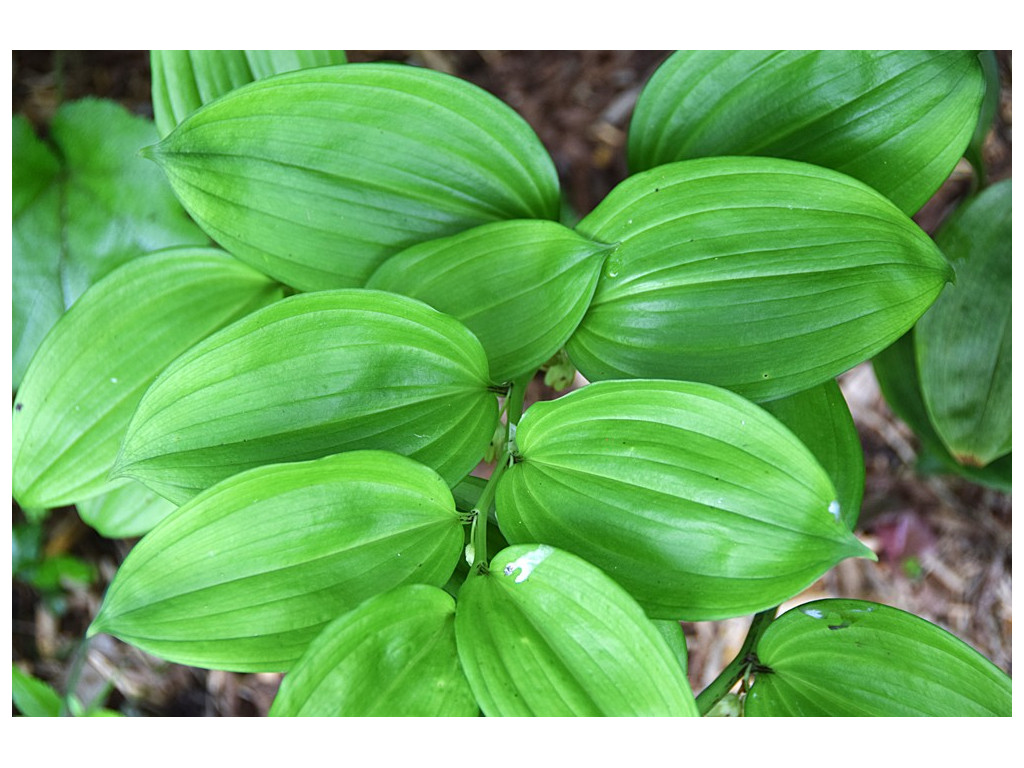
[760,379,864,529]
[12,247,283,510]
[89,451,464,672]
[367,220,611,383]
[113,289,498,504]
[455,544,698,716]
[270,585,477,716]
[745,599,1012,716]
[568,157,953,401]
[629,50,985,214]
[151,50,347,137]
[872,333,1011,491]
[76,480,178,540]
[147,62,561,291]
[916,180,1011,468]
[496,380,875,620]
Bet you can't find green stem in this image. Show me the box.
[695,606,778,716]
[468,454,509,574]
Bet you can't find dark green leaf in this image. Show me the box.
[455,545,699,716]
[151,50,347,137]
[497,380,875,620]
[568,157,953,401]
[367,220,610,383]
[873,334,1011,491]
[760,379,864,528]
[916,180,1011,467]
[745,599,1012,716]
[12,101,209,389]
[89,451,464,672]
[147,63,561,291]
[13,248,283,510]
[629,51,985,214]
[270,585,477,716]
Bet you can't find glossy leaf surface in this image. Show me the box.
[629,50,984,214]
[12,103,207,388]
[873,334,1011,491]
[568,157,952,401]
[916,180,1011,467]
[148,63,561,290]
[760,379,864,528]
[497,380,874,620]
[114,289,498,503]
[746,599,1012,716]
[76,480,178,540]
[89,451,464,671]
[12,248,283,509]
[151,50,347,137]
[455,545,698,716]
[270,585,477,716]
[368,220,610,383]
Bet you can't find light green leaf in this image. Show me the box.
[89,451,464,672]
[745,599,1012,716]
[113,289,498,503]
[12,665,63,717]
[872,334,1011,490]
[12,101,209,389]
[151,50,348,137]
[455,545,699,716]
[368,220,610,383]
[629,50,985,214]
[12,248,283,510]
[76,480,177,540]
[916,180,1011,468]
[568,157,953,401]
[147,62,561,291]
[270,585,477,716]
[496,380,875,620]
[760,379,864,528]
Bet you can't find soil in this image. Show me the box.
[11,50,1012,716]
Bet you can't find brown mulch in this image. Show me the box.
[11,50,1012,716]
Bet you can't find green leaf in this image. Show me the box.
[113,289,498,504]
[147,62,561,291]
[12,247,283,510]
[89,451,464,672]
[76,480,177,540]
[568,157,953,401]
[873,334,1011,491]
[496,380,875,620]
[151,50,347,137]
[12,101,209,389]
[368,220,610,383]
[629,50,985,214]
[745,599,1012,716]
[12,665,63,717]
[270,585,477,716]
[455,544,699,716]
[965,52,1001,183]
[916,180,1011,468]
[760,379,864,529]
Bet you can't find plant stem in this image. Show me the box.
[695,606,778,715]
[469,453,509,574]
